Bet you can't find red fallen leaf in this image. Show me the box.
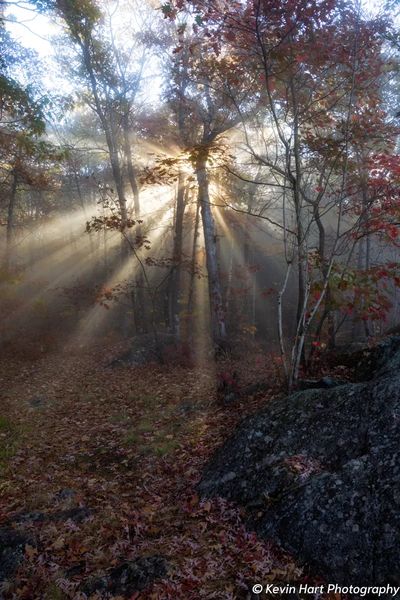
[201,500,212,512]
[184,493,199,510]
[24,544,37,559]
[52,536,65,550]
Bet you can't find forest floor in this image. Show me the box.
[0,341,325,600]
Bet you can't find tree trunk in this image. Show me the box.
[122,114,147,333]
[314,205,336,350]
[187,198,200,318]
[195,149,226,344]
[122,113,140,216]
[168,170,187,336]
[278,262,292,382]
[80,40,128,226]
[225,234,235,326]
[5,170,18,268]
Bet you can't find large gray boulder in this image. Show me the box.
[199,337,400,587]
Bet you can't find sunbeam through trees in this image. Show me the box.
[1,0,400,598]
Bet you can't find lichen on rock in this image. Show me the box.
[199,337,400,588]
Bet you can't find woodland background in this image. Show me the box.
[1,0,400,384]
[1,0,400,597]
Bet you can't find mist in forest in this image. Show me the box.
[1,0,400,385]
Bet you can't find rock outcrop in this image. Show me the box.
[199,337,400,588]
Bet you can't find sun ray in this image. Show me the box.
[64,190,176,347]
